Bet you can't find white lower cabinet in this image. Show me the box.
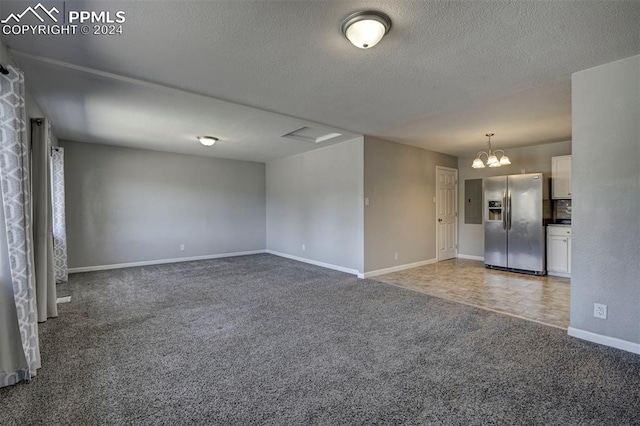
[547,226,571,277]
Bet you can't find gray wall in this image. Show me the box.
[457,140,572,257]
[364,136,457,273]
[570,55,639,344]
[266,138,364,273]
[61,141,266,268]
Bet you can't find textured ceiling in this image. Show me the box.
[10,53,359,162]
[2,0,640,159]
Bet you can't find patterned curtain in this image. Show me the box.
[0,66,41,386]
[51,147,68,283]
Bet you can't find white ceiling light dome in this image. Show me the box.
[197,136,218,147]
[341,10,392,49]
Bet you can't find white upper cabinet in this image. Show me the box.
[552,155,572,199]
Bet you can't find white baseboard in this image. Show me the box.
[265,250,360,276]
[68,250,267,273]
[359,258,437,279]
[567,327,640,355]
[457,254,484,261]
[548,271,571,278]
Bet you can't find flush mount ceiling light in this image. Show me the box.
[341,10,392,49]
[197,136,218,147]
[471,133,511,169]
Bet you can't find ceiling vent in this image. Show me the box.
[282,126,343,144]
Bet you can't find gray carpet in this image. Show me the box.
[1,254,638,425]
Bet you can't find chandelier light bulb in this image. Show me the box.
[472,158,486,169]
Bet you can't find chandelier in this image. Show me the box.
[471,133,511,168]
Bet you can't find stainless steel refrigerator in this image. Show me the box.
[484,173,547,275]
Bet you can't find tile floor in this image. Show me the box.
[372,259,570,329]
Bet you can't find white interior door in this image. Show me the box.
[436,167,458,261]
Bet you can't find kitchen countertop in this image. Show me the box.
[548,223,572,227]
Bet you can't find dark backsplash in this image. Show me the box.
[553,199,572,223]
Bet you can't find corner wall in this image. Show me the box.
[457,140,572,258]
[364,136,457,274]
[266,138,364,274]
[569,54,640,352]
[61,141,266,269]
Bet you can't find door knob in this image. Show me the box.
[438,218,443,222]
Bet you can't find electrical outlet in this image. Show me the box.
[365,197,369,206]
[594,303,607,319]
[180,244,185,251]
[394,252,399,260]
[302,244,306,251]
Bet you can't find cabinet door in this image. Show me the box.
[552,156,572,199]
[547,236,569,273]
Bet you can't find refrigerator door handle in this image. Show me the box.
[502,191,507,230]
[507,190,512,230]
